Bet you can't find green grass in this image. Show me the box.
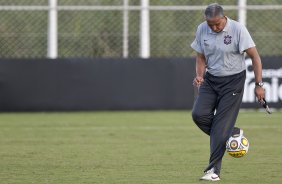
[0,111,281,184]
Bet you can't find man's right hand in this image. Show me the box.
[193,76,204,87]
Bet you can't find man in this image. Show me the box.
[190,3,265,181]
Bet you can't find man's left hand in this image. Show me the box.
[255,86,265,101]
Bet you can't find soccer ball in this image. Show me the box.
[226,134,249,158]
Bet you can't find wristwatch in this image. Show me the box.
[255,81,264,87]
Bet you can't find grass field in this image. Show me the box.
[0,111,281,184]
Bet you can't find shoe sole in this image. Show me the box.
[200,177,220,181]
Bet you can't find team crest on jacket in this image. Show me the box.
[224,35,232,45]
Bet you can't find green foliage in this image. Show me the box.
[58,11,123,57]
[0,11,47,58]
[150,0,238,6]
[0,111,281,183]
[0,0,47,5]
[0,1,281,58]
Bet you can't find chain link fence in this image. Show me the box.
[0,0,281,58]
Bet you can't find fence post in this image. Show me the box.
[140,0,150,58]
[47,0,58,59]
[123,0,129,58]
[238,0,247,26]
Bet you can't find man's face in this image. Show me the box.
[206,16,226,33]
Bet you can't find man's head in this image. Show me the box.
[205,3,226,33]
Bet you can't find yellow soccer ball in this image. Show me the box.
[226,134,249,158]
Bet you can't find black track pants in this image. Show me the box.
[192,70,246,176]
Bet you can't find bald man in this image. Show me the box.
[190,3,265,181]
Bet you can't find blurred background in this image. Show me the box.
[1,0,281,58]
[0,0,281,111]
